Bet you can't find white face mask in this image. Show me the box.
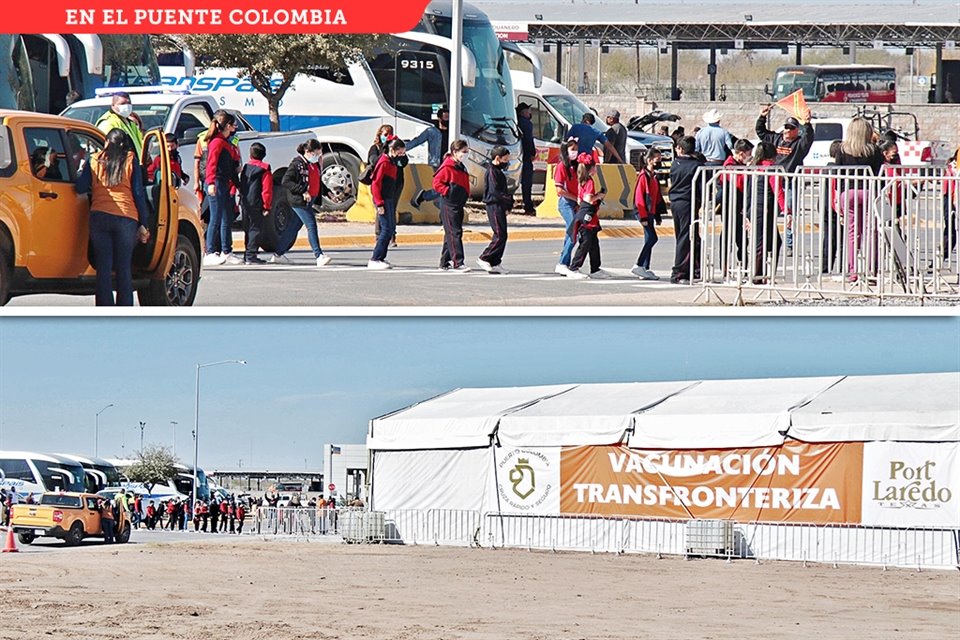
[116,103,133,118]
[306,153,320,164]
[568,149,578,160]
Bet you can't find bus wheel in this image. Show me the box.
[319,152,360,212]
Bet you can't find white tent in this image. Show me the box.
[367,372,959,567]
[369,372,960,512]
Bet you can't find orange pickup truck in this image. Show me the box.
[10,492,131,546]
[0,111,204,305]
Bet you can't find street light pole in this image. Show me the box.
[138,421,146,451]
[170,421,178,456]
[192,360,247,509]
[95,403,114,457]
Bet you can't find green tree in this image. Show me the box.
[125,445,178,495]
[182,34,385,131]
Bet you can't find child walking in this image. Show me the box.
[566,153,608,279]
[238,142,273,265]
[476,145,513,273]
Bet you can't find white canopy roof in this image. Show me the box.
[788,372,960,442]
[367,385,574,450]
[368,373,960,451]
[628,376,843,449]
[497,381,694,447]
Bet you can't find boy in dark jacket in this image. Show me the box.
[239,142,273,265]
[147,133,189,185]
[476,146,513,273]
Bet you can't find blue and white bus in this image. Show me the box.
[159,1,531,196]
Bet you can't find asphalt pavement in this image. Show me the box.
[9,216,711,307]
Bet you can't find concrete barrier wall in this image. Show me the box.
[574,95,960,147]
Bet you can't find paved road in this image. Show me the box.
[9,234,708,307]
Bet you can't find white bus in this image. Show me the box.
[0,34,162,113]
[0,451,87,497]
[158,0,530,198]
[55,453,123,494]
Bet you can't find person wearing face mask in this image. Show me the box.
[631,147,666,280]
[476,146,514,273]
[368,137,408,269]
[433,140,472,271]
[367,124,395,244]
[274,139,332,267]
[718,138,755,272]
[553,140,581,275]
[96,92,144,157]
[203,111,242,266]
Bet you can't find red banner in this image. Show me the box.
[4,1,430,33]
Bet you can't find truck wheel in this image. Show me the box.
[65,521,84,546]
[319,152,360,212]
[259,173,293,253]
[138,236,199,306]
[116,523,131,544]
[17,532,34,545]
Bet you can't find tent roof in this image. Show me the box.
[788,372,960,442]
[368,373,960,450]
[629,375,843,449]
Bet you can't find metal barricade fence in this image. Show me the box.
[250,507,959,569]
[691,164,959,304]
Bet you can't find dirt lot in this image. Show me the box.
[0,537,957,640]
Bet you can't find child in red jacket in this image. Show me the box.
[567,153,607,279]
[632,148,666,280]
[432,140,472,271]
[146,133,189,185]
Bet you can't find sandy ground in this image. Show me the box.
[0,536,957,640]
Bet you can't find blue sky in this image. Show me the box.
[0,316,956,470]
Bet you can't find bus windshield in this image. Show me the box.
[416,15,519,146]
[773,69,819,101]
[33,460,85,492]
[99,35,160,87]
[0,35,35,111]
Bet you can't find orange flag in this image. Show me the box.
[775,89,809,119]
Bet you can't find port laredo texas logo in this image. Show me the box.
[499,449,552,511]
[871,459,953,510]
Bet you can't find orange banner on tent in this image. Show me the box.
[775,89,809,119]
[560,442,863,524]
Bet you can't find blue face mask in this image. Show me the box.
[380,135,388,144]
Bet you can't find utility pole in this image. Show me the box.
[138,421,146,451]
[170,421,178,456]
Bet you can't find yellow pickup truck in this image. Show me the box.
[0,111,204,305]
[10,492,131,546]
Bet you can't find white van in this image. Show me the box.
[0,451,86,497]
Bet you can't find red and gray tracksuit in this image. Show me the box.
[432,155,470,268]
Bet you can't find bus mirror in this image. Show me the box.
[183,47,196,78]
[502,42,543,88]
[461,47,476,88]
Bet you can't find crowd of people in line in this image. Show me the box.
[72,91,959,304]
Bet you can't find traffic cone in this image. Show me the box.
[2,525,18,553]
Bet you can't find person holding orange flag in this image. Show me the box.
[756,96,815,256]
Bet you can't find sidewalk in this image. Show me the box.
[234,213,674,250]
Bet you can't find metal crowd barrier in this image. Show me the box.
[250,507,959,570]
[689,164,959,305]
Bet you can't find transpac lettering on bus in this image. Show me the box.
[160,75,282,93]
